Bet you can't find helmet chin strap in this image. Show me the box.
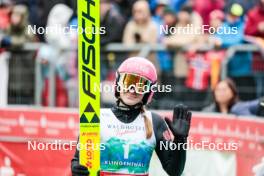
[116,98,143,111]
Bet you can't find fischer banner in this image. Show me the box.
[78,0,100,175]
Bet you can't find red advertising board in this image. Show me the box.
[0,107,263,175]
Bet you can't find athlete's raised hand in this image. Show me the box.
[165,104,192,138]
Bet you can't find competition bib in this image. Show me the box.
[100,109,156,175]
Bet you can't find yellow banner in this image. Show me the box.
[78,0,100,175]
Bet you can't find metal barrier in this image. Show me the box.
[221,44,259,79]
[6,42,263,107]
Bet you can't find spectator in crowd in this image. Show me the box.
[191,0,224,26]
[100,0,125,80]
[157,8,176,80]
[114,0,137,20]
[203,9,225,55]
[64,0,77,13]
[212,3,245,51]
[161,8,177,37]
[152,0,169,28]
[212,3,254,100]
[203,78,264,116]
[159,4,207,108]
[0,4,35,49]
[231,97,264,117]
[203,78,239,113]
[0,0,12,106]
[149,7,179,109]
[101,0,125,45]
[224,0,258,15]
[37,3,75,107]
[0,4,36,105]
[170,0,188,13]
[197,10,225,91]
[123,0,158,44]
[122,0,159,73]
[0,0,12,30]
[192,9,225,47]
[13,0,43,41]
[149,0,187,14]
[245,0,264,38]
[244,0,264,98]
[162,4,203,81]
[65,15,78,107]
[15,0,76,42]
[204,9,225,50]
[209,9,225,30]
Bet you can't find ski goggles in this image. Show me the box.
[118,73,154,94]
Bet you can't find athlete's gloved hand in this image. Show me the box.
[165,104,192,138]
[71,163,90,176]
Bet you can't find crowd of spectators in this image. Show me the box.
[100,0,264,114]
[0,0,263,116]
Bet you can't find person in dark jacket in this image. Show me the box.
[100,0,126,80]
[100,0,125,45]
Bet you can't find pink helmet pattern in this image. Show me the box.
[116,57,158,104]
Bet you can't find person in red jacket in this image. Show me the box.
[192,0,224,26]
[244,0,264,97]
[245,0,264,38]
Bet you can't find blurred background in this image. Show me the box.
[0,0,264,175]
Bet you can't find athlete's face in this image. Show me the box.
[120,89,144,106]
